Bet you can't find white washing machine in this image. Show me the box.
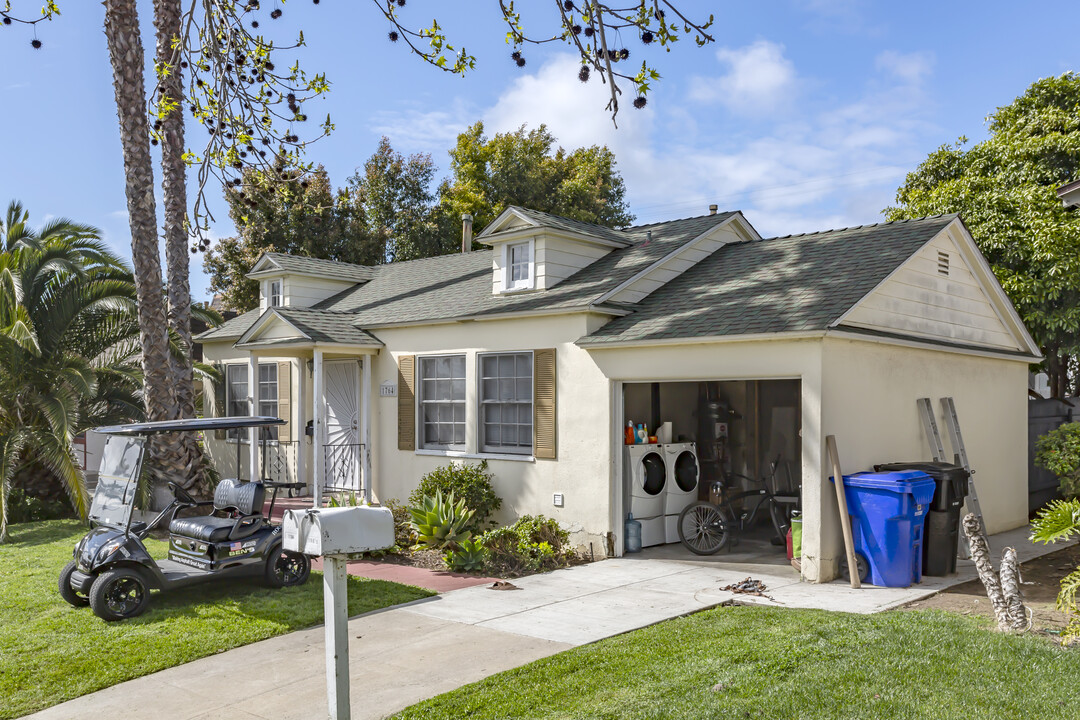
[625,443,667,547]
[663,442,700,543]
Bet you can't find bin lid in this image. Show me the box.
[874,461,968,479]
[833,469,935,492]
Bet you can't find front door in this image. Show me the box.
[323,359,360,492]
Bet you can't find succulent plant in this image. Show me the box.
[407,490,475,550]
[444,538,487,572]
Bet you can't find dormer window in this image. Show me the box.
[269,279,283,307]
[505,241,534,291]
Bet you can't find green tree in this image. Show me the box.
[347,137,445,262]
[1031,499,1080,642]
[204,165,380,312]
[886,73,1080,396]
[438,122,635,234]
[0,202,145,541]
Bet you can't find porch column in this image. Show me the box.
[361,355,372,504]
[248,352,259,483]
[295,360,305,492]
[312,348,324,507]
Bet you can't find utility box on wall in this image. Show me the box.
[282,506,395,556]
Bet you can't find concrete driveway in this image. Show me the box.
[24,524,1050,720]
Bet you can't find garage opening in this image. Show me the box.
[622,380,802,564]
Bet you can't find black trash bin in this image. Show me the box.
[874,461,970,576]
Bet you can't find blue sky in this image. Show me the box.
[1,0,1077,303]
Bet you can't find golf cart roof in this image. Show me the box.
[95,416,286,436]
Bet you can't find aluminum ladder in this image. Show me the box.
[917,397,987,554]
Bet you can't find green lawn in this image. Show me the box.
[0,520,433,719]
[393,604,1080,720]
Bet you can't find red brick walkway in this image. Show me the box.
[267,495,499,593]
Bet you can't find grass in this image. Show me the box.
[0,519,434,719]
[393,604,1080,720]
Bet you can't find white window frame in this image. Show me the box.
[268,279,283,307]
[225,362,279,442]
[417,354,467,452]
[477,351,534,455]
[502,239,534,292]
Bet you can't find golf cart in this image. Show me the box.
[60,416,311,621]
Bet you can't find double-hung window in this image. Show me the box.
[225,363,279,440]
[479,352,533,455]
[269,280,283,307]
[505,241,533,291]
[418,355,466,451]
[258,363,279,441]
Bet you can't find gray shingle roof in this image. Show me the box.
[253,252,376,283]
[195,309,261,341]
[240,307,381,346]
[484,207,633,245]
[578,215,958,346]
[314,212,739,326]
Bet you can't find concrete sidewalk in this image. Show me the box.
[25,525,1056,720]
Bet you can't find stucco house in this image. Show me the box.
[196,206,1040,582]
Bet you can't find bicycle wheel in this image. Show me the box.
[678,502,730,555]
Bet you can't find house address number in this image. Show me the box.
[380,381,397,397]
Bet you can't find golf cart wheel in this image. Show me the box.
[265,545,310,588]
[677,502,731,555]
[89,567,151,621]
[58,560,90,607]
[840,552,870,583]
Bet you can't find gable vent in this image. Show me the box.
[937,251,950,276]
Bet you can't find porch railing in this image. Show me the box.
[323,443,364,494]
[216,440,300,486]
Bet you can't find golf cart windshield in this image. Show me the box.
[88,435,145,528]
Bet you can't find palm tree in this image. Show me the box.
[0,202,145,542]
[1031,499,1080,641]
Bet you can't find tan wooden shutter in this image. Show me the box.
[398,355,416,451]
[534,348,556,459]
[213,364,227,439]
[277,361,291,443]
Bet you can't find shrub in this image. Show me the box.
[383,498,415,549]
[1031,499,1080,644]
[409,461,501,533]
[444,538,487,572]
[1035,423,1080,498]
[408,490,474,550]
[480,514,575,575]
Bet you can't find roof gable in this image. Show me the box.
[836,218,1039,355]
[236,307,382,348]
[578,215,963,347]
[247,252,376,283]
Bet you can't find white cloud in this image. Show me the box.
[690,41,797,113]
[369,98,475,155]
[875,50,935,86]
[370,49,938,238]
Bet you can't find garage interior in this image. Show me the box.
[622,380,802,563]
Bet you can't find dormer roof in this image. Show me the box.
[247,252,377,283]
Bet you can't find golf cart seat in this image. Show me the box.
[169,478,266,543]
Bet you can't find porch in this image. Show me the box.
[204,343,379,505]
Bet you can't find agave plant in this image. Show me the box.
[445,537,487,572]
[407,490,475,550]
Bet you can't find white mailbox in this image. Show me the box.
[282,506,395,556]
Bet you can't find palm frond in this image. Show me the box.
[1031,499,1080,544]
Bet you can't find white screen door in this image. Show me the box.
[323,360,360,491]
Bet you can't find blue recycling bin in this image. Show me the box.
[830,470,936,587]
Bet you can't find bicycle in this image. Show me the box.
[677,455,799,556]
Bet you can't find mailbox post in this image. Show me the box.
[282,506,395,720]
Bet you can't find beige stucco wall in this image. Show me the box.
[370,313,614,551]
[201,323,1030,583]
[820,337,1030,537]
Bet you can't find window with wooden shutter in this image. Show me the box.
[277,360,291,443]
[533,348,556,459]
[398,355,416,450]
[212,363,227,439]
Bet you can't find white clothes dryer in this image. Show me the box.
[624,443,667,546]
[662,442,700,543]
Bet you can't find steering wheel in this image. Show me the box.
[167,481,198,506]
